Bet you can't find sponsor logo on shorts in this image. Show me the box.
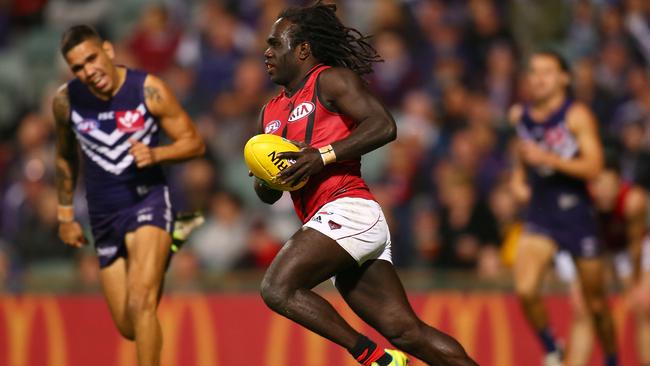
[558,194,578,210]
[328,220,341,230]
[136,185,150,196]
[288,102,315,122]
[97,246,118,257]
[581,237,598,257]
[311,215,322,223]
[317,211,333,215]
[138,213,153,222]
[265,120,281,133]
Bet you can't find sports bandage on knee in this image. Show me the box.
[319,144,336,166]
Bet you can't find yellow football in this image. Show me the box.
[244,134,308,191]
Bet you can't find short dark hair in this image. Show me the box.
[530,48,571,73]
[60,25,103,56]
[278,1,382,76]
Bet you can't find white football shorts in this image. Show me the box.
[555,234,650,283]
[303,197,392,266]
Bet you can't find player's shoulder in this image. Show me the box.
[625,185,648,216]
[55,83,69,98]
[507,104,524,126]
[143,73,164,89]
[567,101,593,117]
[318,67,364,96]
[52,83,70,116]
[566,101,596,123]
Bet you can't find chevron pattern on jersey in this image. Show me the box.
[70,103,157,175]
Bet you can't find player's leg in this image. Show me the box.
[125,226,171,366]
[336,259,478,366]
[513,233,560,361]
[555,251,593,366]
[99,257,134,340]
[260,227,361,348]
[574,257,618,366]
[632,270,650,366]
[626,240,650,366]
[566,278,594,366]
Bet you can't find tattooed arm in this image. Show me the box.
[129,75,205,168]
[53,85,86,247]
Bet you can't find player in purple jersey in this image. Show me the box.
[555,155,650,366]
[510,50,618,366]
[53,25,205,366]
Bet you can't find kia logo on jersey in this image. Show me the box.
[265,120,281,133]
[288,102,315,122]
[116,110,144,132]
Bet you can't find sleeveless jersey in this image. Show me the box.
[516,98,592,213]
[598,183,632,251]
[516,98,600,257]
[67,68,166,215]
[261,64,375,222]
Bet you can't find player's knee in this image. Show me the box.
[583,293,608,314]
[126,287,158,319]
[515,286,538,305]
[631,295,650,316]
[116,324,135,341]
[381,318,423,350]
[260,278,291,313]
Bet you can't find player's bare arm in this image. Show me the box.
[253,106,283,204]
[625,187,648,277]
[277,67,396,186]
[53,85,86,247]
[508,104,531,204]
[520,103,603,180]
[129,75,205,168]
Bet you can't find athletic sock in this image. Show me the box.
[537,328,558,353]
[604,353,618,366]
[348,335,392,366]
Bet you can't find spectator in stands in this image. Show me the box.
[434,168,500,271]
[240,219,282,269]
[126,4,182,74]
[187,191,248,271]
[369,30,419,108]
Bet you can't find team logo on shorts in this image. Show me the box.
[328,220,341,230]
[265,120,281,133]
[97,246,118,257]
[116,110,145,132]
[288,102,315,122]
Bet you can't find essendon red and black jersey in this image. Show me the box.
[261,64,375,222]
[598,183,632,251]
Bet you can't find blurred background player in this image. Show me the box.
[555,152,650,366]
[253,2,477,366]
[54,25,205,366]
[510,50,618,366]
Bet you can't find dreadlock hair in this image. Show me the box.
[60,25,103,56]
[278,1,382,76]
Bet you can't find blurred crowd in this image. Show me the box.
[2,0,650,292]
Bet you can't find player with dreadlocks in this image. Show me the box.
[251,2,477,365]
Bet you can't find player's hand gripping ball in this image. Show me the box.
[244,134,308,191]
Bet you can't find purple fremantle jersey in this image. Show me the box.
[516,98,600,257]
[67,68,166,215]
